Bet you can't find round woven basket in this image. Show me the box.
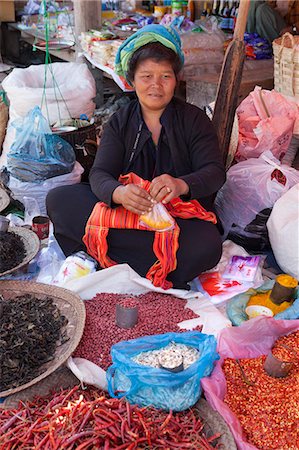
[195,398,237,449]
[273,32,299,98]
[0,187,10,213]
[0,280,86,398]
[0,227,40,277]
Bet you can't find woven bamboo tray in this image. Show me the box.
[0,280,86,398]
[195,398,237,449]
[0,227,40,277]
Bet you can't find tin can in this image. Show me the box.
[32,216,50,240]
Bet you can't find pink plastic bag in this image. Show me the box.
[236,86,298,161]
[201,317,299,450]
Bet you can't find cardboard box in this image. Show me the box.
[0,1,15,22]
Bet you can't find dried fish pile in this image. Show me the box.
[0,294,69,392]
[0,231,26,272]
[133,342,200,370]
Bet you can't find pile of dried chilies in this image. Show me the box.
[0,385,221,450]
[223,330,299,449]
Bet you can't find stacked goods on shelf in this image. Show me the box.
[80,30,123,67]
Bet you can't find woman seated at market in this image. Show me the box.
[247,0,288,43]
[47,24,226,290]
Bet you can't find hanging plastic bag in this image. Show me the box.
[215,152,299,251]
[107,331,218,411]
[7,106,75,182]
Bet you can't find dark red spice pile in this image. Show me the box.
[0,386,220,450]
[74,292,200,370]
[223,330,299,449]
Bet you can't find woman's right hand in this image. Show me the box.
[112,184,154,215]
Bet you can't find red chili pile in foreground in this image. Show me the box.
[74,292,200,370]
[0,386,220,450]
[223,330,299,450]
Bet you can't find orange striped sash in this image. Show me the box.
[83,173,216,289]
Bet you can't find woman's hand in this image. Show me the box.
[112,184,154,215]
[150,174,189,204]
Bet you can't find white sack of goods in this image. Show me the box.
[267,183,299,279]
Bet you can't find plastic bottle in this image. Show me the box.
[201,1,208,19]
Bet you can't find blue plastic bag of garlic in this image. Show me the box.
[106,331,219,411]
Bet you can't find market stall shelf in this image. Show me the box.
[84,51,133,92]
[0,280,86,398]
[0,227,40,277]
[34,39,75,51]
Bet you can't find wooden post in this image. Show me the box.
[212,0,250,164]
[73,0,102,61]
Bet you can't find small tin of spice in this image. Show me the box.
[0,216,10,232]
[116,298,138,329]
[269,274,298,305]
[158,351,184,373]
[264,350,294,378]
[32,216,50,240]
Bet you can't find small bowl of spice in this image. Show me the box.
[245,305,274,320]
[158,349,184,373]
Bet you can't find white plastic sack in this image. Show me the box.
[63,263,231,337]
[1,62,96,166]
[67,357,108,391]
[267,183,299,279]
[215,152,299,237]
[8,161,84,215]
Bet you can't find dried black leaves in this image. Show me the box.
[0,231,26,273]
[0,294,69,392]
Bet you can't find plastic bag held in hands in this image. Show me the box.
[140,202,174,231]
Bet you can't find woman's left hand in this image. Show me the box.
[150,174,189,204]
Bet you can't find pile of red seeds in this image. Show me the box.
[74,292,200,370]
[0,385,221,450]
[223,330,299,449]
[117,297,139,309]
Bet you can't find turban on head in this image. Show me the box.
[115,24,184,80]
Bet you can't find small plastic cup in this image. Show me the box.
[0,216,10,232]
[32,216,50,240]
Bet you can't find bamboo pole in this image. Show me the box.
[73,0,102,61]
[212,0,250,163]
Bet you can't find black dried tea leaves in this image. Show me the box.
[0,294,69,392]
[0,231,26,273]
